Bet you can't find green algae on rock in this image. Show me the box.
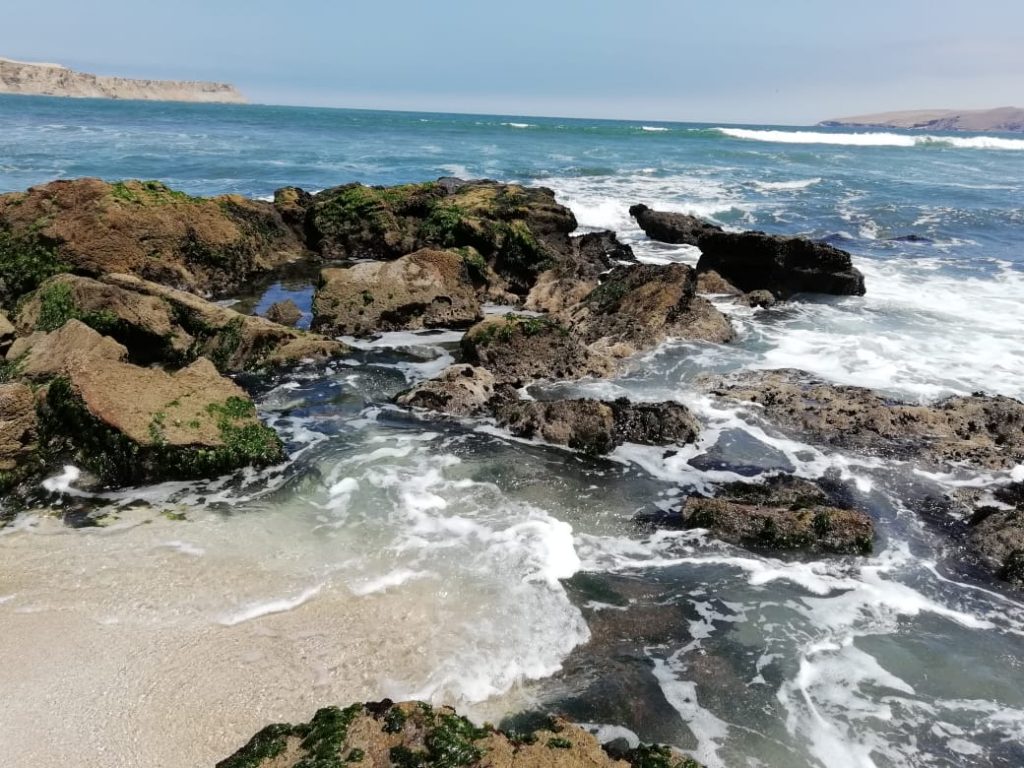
[217,700,704,768]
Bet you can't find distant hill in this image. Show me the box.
[0,57,245,104]
[820,107,1024,133]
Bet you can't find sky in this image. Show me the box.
[1,0,1022,124]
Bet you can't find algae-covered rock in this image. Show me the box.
[396,364,497,417]
[0,178,306,299]
[462,315,613,386]
[303,179,577,295]
[264,298,303,327]
[216,700,703,768]
[677,475,874,555]
[312,249,483,336]
[704,368,1024,470]
[15,272,348,372]
[968,483,1024,589]
[38,356,284,484]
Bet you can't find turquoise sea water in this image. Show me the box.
[2,94,1024,768]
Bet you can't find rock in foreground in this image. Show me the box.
[217,700,703,768]
[676,475,874,555]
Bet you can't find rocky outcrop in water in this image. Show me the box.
[0,178,305,301]
[674,475,874,555]
[216,700,703,768]
[313,248,484,336]
[629,204,723,245]
[264,299,303,327]
[695,231,866,299]
[526,230,635,314]
[396,364,497,417]
[966,484,1024,588]
[704,368,1024,470]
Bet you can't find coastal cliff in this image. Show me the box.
[820,106,1024,132]
[0,57,245,103]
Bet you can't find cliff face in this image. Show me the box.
[820,107,1024,133]
[0,57,246,104]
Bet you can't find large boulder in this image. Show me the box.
[7,318,129,380]
[216,700,704,768]
[461,315,614,386]
[301,179,578,295]
[491,395,700,455]
[396,364,496,417]
[0,382,39,488]
[16,273,349,372]
[676,475,874,555]
[312,249,483,336]
[629,204,723,245]
[0,179,306,300]
[567,263,735,358]
[526,230,635,314]
[695,230,866,299]
[38,354,284,485]
[704,369,1024,470]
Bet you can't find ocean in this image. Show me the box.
[1,94,1023,768]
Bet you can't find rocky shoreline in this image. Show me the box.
[2,174,1023,764]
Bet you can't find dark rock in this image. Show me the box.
[742,289,777,308]
[967,483,1024,588]
[264,299,302,327]
[676,474,874,555]
[695,230,866,299]
[629,204,723,245]
[704,368,1024,470]
[889,234,933,244]
[0,310,14,355]
[491,394,699,455]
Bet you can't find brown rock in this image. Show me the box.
[216,700,703,768]
[678,475,874,555]
[705,368,1024,469]
[396,364,496,416]
[9,319,129,380]
[526,231,636,314]
[742,289,777,308]
[312,249,483,336]
[968,484,1024,587]
[264,299,303,327]
[0,382,38,483]
[696,270,741,295]
[0,179,306,297]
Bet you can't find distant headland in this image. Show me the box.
[820,107,1024,133]
[0,56,245,104]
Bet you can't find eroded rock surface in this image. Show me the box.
[216,700,703,768]
[313,249,483,336]
[0,381,39,487]
[967,483,1024,588]
[265,299,303,327]
[526,230,635,314]
[396,364,497,417]
[704,368,1024,470]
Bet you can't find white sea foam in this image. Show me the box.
[219,584,324,626]
[42,465,80,493]
[717,127,1024,151]
[502,122,534,129]
[751,177,822,191]
[640,126,670,132]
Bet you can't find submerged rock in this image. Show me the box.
[0,178,305,300]
[312,248,483,336]
[695,230,866,299]
[216,700,704,768]
[264,298,303,327]
[396,364,497,417]
[629,203,723,245]
[676,475,874,555]
[492,395,700,455]
[967,483,1024,588]
[705,368,1024,470]
[301,179,577,295]
[17,273,349,372]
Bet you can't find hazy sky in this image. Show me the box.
[2,1,1022,123]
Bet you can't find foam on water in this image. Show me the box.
[717,127,1024,151]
